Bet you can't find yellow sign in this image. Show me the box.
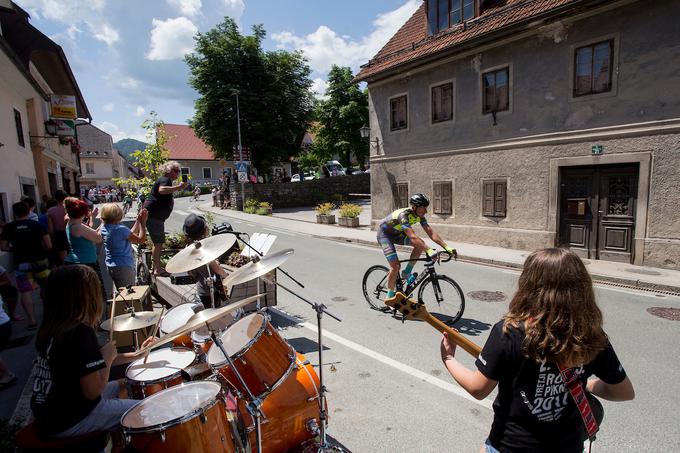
[50,94,77,119]
[219,159,227,167]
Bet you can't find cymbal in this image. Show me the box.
[165,234,237,274]
[101,311,159,332]
[222,249,293,287]
[141,294,265,353]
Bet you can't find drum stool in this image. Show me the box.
[15,422,109,453]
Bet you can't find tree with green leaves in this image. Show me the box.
[313,66,369,170]
[186,18,314,173]
[114,112,170,197]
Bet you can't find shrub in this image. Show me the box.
[244,206,257,214]
[315,202,335,216]
[256,208,271,215]
[245,198,259,209]
[338,203,362,218]
[259,201,272,209]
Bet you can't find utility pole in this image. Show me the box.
[232,89,245,210]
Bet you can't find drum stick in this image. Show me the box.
[143,307,164,364]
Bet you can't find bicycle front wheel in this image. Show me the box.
[362,265,390,310]
[418,275,465,326]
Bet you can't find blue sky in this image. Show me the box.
[15,0,419,142]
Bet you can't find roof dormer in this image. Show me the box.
[427,0,478,35]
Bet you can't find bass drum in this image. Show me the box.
[121,381,247,453]
[236,353,322,453]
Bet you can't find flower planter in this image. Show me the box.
[316,214,336,224]
[338,216,360,228]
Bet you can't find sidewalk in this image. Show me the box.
[199,202,680,294]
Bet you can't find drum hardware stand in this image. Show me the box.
[112,287,142,350]
[206,322,265,453]
[261,276,347,453]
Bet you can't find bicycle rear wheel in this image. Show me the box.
[418,275,465,326]
[362,265,390,310]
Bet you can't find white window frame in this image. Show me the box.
[202,167,212,179]
[180,167,191,176]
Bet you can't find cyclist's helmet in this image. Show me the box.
[409,193,430,208]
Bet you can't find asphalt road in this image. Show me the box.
[168,197,680,453]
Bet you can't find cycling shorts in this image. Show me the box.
[377,228,410,262]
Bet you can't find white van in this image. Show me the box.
[320,160,346,177]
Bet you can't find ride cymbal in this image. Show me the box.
[222,248,293,287]
[165,234,237,274]
[101,311,159,332]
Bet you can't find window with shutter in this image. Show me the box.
[390,95,408,131]
[482,179,507,217]
[433,181,453,215]
[396,183,409,208]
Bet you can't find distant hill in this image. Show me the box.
[113,138,147,161]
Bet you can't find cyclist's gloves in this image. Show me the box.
[444,246,458,259]
[425,248,436,259]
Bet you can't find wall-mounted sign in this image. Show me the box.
[591,144,604,155]
[55,119,75,136]
[50,94,77,119]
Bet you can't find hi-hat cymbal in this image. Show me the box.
[101,311,159,332]
[165,234,237,274]
[222,249,293,288]
[141,294,265,353]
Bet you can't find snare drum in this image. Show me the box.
[207,312,295,399]
[121,381,247,453]
[125,347,196,399]
[159,302,203,348]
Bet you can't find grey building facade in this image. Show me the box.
[356,0,680,269]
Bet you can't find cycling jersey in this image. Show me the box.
[379,208,428,237]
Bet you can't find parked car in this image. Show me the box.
[319,160,346,178]
[291,171,315,182]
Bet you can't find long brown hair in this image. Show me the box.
[503,248,607,366]
[37,265,103,350]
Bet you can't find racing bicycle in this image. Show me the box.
[362,250,465,326]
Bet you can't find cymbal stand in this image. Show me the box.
[261,276,345,452]
[233,234,305,289]
[207,322,264,453]
[112,287,141,350]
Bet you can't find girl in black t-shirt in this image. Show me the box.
[440,248,635,453]
[31,265,153,438]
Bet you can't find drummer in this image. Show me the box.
[183,214,230,308]
[30,265,155,440]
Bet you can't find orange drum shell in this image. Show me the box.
[240,353,321,453]
[171,334,193,349]
[213,320,294,398]
[127,374,184,400]
[123,397,239,453]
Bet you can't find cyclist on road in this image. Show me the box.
[377,193,456,300]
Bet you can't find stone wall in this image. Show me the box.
[230,173,370,209]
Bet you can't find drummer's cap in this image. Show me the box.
[183,213,207,240]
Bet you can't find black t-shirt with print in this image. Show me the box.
[475,321,627,453]
[31,323,107,436]
[145,175,174,220]
[0,219,48,264]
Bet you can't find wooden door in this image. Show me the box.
[558,165,638,263]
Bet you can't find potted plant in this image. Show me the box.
[244,198,259,214]
[257,201,273,215]
[315,202,336,224]
[338,203,362,227]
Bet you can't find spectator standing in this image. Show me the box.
[0,265,20,321]
[65,200,105,302]
[23,197,39,222]
[143,161,187,276]
[0,294,17,390]
[211,186,218,207]
[47,190,69,266]
[0,202,52,329]
[99,204,148,295]
[39,194,49,215]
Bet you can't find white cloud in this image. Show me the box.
[167,0,202,17]
[118,76,140,89]
[19,0,119,47]
[272,0,419,74]
[135,106,146,117]
[311,78,328,99]
[96,121,147,143]
[103,103,114,112]
[146,17,198,61]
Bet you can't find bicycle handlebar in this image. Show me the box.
[400,249,456,264]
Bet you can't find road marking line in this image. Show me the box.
[246,223,255,227]
[269,308,491,409]
[175,210,189,216]
[595,285,676,299]
[264,227,296,237]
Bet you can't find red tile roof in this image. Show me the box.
[164,123,216,161]
[355,0,589,82]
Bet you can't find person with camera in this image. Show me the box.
[144,161,187,276]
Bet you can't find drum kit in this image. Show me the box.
[101,233,346,453]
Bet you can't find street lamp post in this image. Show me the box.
[360,124,380,155]
[232,89,245,210]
